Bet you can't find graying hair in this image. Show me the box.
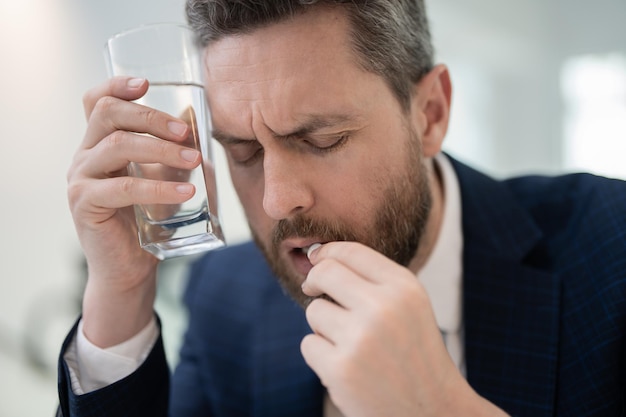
[185,0,434,109]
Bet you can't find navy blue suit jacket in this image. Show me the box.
[58,158,626,416]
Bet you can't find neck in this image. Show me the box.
[408,157,445,274]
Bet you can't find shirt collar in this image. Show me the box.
[418,153,464,334]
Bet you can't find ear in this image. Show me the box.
[410,64,452,158]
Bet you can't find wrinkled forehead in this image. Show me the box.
[201,6,367,104]
[203,5,354,71]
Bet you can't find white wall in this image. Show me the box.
[431,0,626,177]
[0,2,191,415]
[0,1,623,415]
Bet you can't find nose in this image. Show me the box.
[262,150,314,220]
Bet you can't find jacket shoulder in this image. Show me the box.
[183,241,277,305]
[505,173,626,244]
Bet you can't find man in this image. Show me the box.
[58,1,626,416]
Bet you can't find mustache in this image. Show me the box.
[271,214,359,249]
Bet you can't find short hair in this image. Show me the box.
[186,0,435,109]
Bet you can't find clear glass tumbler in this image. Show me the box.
[105,23,225,259]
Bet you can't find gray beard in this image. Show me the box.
[251,135,432,308]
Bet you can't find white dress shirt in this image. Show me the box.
[65,152,464,416]
[419,152,465,372]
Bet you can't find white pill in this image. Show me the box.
[306,243,322,260]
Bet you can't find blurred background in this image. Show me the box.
[0,0,624,415]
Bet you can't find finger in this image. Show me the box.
[80,131,201,178]
[83,97,190,150]
[69,176,195,212]
[300,332,336,385]
[302,258,375,310]
[309,241,409,285]
[305,298,349,344]
[83,76,149,119]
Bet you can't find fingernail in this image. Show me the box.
[181,148,200,162]
[127,78,145,88]
[168,121,188,136]
[306,243,322,260]
[175,184,194,194]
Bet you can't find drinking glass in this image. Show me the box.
[105,23,225,259]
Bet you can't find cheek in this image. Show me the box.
[314,156,394,224]
[336,135,399,189]
[337,139,410,222]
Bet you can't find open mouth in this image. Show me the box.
[286,242,322,276]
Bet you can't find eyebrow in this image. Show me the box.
[212,113,359,145]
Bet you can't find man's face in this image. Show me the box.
[204,7,432,307]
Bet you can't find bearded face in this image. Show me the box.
[204,6,435,309]
[252,129,432,308]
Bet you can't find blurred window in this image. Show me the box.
[561,53,626,180]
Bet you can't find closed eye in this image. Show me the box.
[217,131,351,167]
[226,142,264,166]
[304,133,350,153]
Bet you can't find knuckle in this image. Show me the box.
[140,107,161,127]
[305,298,323,320]
[327,241,353,259]
[66,153,88,191]
[343,241,365,257]
[300,334,316,360]
[67,180,89,211]
[152,179,167,198]
[82,85,107,113]
[104,130,127,150]
[119,176,135,195]
[82,90,95,112]
[66,156,81,183]
[364,297,397,327]
[66,168,73,184]
[332,355,357,385]
[379,281,427,320]
[155,137,172,159]
[399,279,427,307]
[323,241,366,263]
[306,260,336,291]
[313,258,337,278]
[66,166,78,185]
[91,96,116,119]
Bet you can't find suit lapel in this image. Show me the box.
[451,157,561,416]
